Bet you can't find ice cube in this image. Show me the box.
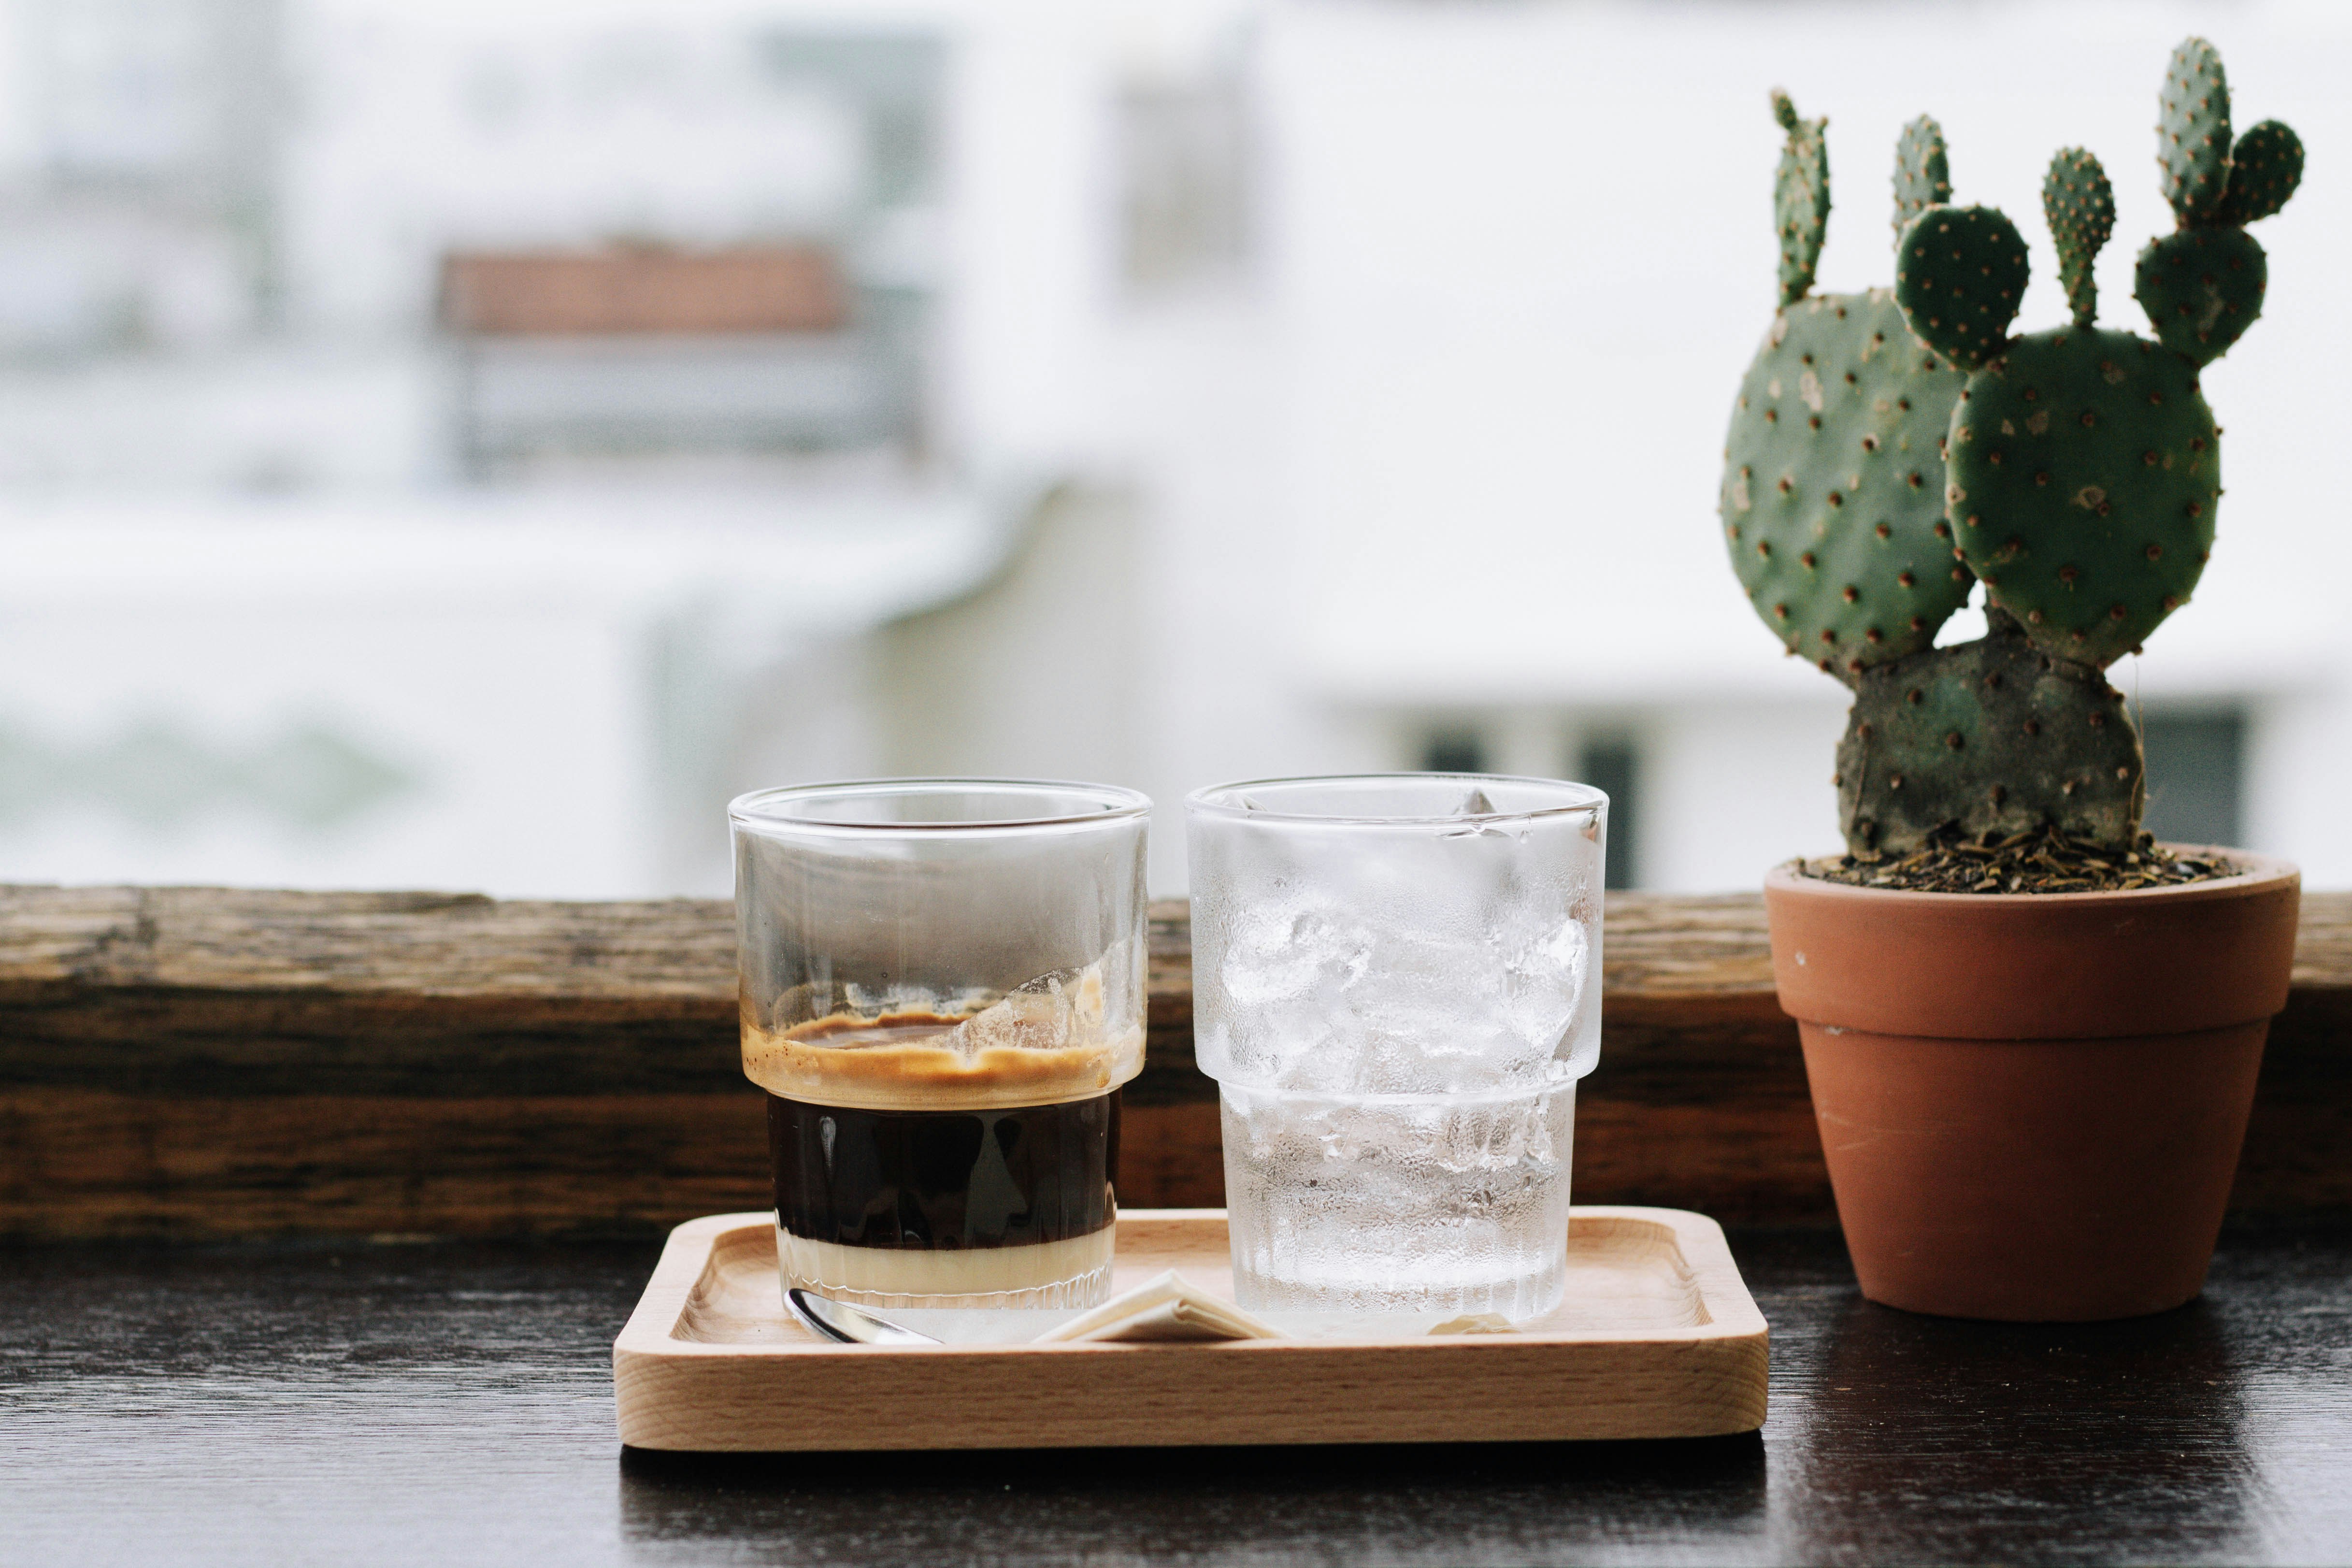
[1441,785,1515,838]
[1199,895,1378,1087]
[1207,864,1595,1096]
[943,954,1109,1057]
[1499,913,1588,1062]
[1216,899,1371,1009]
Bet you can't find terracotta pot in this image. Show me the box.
[1764,850,2300,1321]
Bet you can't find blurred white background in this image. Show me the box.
[0,0,2343,898]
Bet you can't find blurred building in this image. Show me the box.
[0,1,1004,896]
[0,0,2344,898]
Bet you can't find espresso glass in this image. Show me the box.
[731,779,1150,1309]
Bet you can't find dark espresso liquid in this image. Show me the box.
[769,1090,1120,1252]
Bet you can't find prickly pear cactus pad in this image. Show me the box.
[1892,115,1951,240]
[1836,613,2142,853]
[1895,206,2030,369]
[1722,291,1970,675]
[1773,91,1830,307]
[2215,119,2305,226]
[1946,328,2218,668]
[2044,149,2116,329]
[2160,37,2232,224]
[2136,227,2268,365]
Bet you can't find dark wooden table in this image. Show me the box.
[7,1226,2348,1566]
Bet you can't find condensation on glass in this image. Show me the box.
[1187,774,1607,1320]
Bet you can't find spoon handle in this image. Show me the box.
[786,1287,943,1345]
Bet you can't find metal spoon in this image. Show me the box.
[785,1287,942,1346]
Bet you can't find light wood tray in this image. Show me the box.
[615,1207,1767,1451]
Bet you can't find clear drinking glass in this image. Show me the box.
[1186,774,1607,1320]
[731,779,1150,1309]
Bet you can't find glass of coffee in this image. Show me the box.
[731,779,1150,1310]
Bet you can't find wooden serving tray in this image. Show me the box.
[615,1208,1767,1450]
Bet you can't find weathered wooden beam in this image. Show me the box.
[1,885,2344,1240]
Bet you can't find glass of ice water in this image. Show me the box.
[1185,774,1607,1320]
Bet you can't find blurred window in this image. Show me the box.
[2140,710,2245,849]
[1420,729,1487,775]
[1577,737,1640,892]
[1119,62,1251,296]
[0,0,278,355]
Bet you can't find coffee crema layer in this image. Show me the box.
[741,1010,1145,1112]
[778,1227,1117,1308]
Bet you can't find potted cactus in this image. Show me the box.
[1720,41,2304,1321]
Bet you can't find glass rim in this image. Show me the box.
[1184,772,1607,826]
[729,777,1153,833]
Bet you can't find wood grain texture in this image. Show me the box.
[12,1229,2352,1564]
[2,884,2345,1239]
[613,1208,1770,1451]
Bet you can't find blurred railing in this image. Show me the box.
[438,245,919,475]
[2,885,2344,1241]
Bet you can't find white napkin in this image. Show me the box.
[1031,1271,1284,1343]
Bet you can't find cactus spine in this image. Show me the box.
[1722,40,2300,857]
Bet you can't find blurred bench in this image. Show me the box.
[2,884,2345,1239]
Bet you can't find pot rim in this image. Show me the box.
[1763,843,2302,1039]
[1764,843,2299,907]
